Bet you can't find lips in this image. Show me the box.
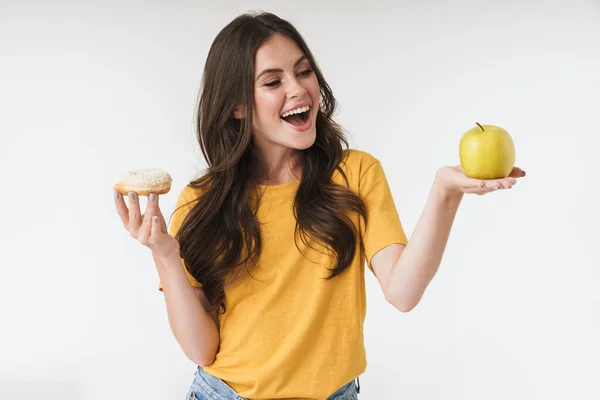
[281,110,308,125]
[280,103,311,118]
[281,108,312,132]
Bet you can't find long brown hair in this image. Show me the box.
[174,12,368,315]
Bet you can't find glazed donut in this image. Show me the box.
[113,168,172,197]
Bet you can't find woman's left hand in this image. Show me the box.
[435,165,527,196]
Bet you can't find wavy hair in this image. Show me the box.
[175,12,368,315]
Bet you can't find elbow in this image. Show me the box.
[385,292,419,313]
[187,331,219,367]
[190,353,216,367]
[195,358,215,367]
[396,303,417,313]
[188,344,218,367]
[391,300,417,313]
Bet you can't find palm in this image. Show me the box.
[437,165,526,195]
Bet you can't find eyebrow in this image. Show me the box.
[255,55,308,81]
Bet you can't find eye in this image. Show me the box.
[297,69,313,77]
[264,80,281,87]
[263,69,313,87]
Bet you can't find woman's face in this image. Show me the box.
[246,33,320,159]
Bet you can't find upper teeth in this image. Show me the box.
[281,105,310,118]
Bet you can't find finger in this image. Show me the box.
[157,209,168,233]
[138,194,164,244]
[464,182,492,195]
[150,215,163,243]
[476,180,504,192]
[146,193,159,215]
[127,192,142,232]
[494,180,507,190]
[140,194,159,240]
[148,193,168,233]
[472,179,486,189]
[479,180,501,190]
[114,190,130,226]
[508,167,526,178]
[138,207,154,244]
[461,177,486,191]
[503,177,517,188]
[139,194,155,226]
[150,214,170,246]
[498,177,517,189]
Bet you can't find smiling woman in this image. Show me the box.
[157,12,371,399]
[112,10,525,400]
[236,36,321,158]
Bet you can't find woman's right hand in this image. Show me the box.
[114,191,180,263]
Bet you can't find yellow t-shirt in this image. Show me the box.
[161,149,408,399]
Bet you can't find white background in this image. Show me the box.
[1,0,599,399]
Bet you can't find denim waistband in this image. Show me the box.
[191,367,359,400]
[193,367,244,400]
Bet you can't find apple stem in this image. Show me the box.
[476,122,484,132]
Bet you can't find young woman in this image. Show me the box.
[114,11,525,400]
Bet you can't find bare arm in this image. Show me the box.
[155,253,220,366]
[371,166,524,312]
[377,180,462,312]
[114,190,219,366]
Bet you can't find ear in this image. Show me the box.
[233,105,246,119]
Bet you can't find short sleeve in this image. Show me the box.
[359,160,408,274]
[158,185,203,291]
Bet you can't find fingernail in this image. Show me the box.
[114,190,120,199]
[129,192,135,200]
[149,193,156,202]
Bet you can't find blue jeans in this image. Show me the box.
[186,366,360,399]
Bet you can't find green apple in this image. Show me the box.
[459,123,515,179]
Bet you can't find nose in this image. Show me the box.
[285,77,307,99]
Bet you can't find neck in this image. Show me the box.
[252,148,303,185]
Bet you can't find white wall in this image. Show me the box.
[1,0,598,399]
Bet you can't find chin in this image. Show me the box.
[292,129,317,150]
